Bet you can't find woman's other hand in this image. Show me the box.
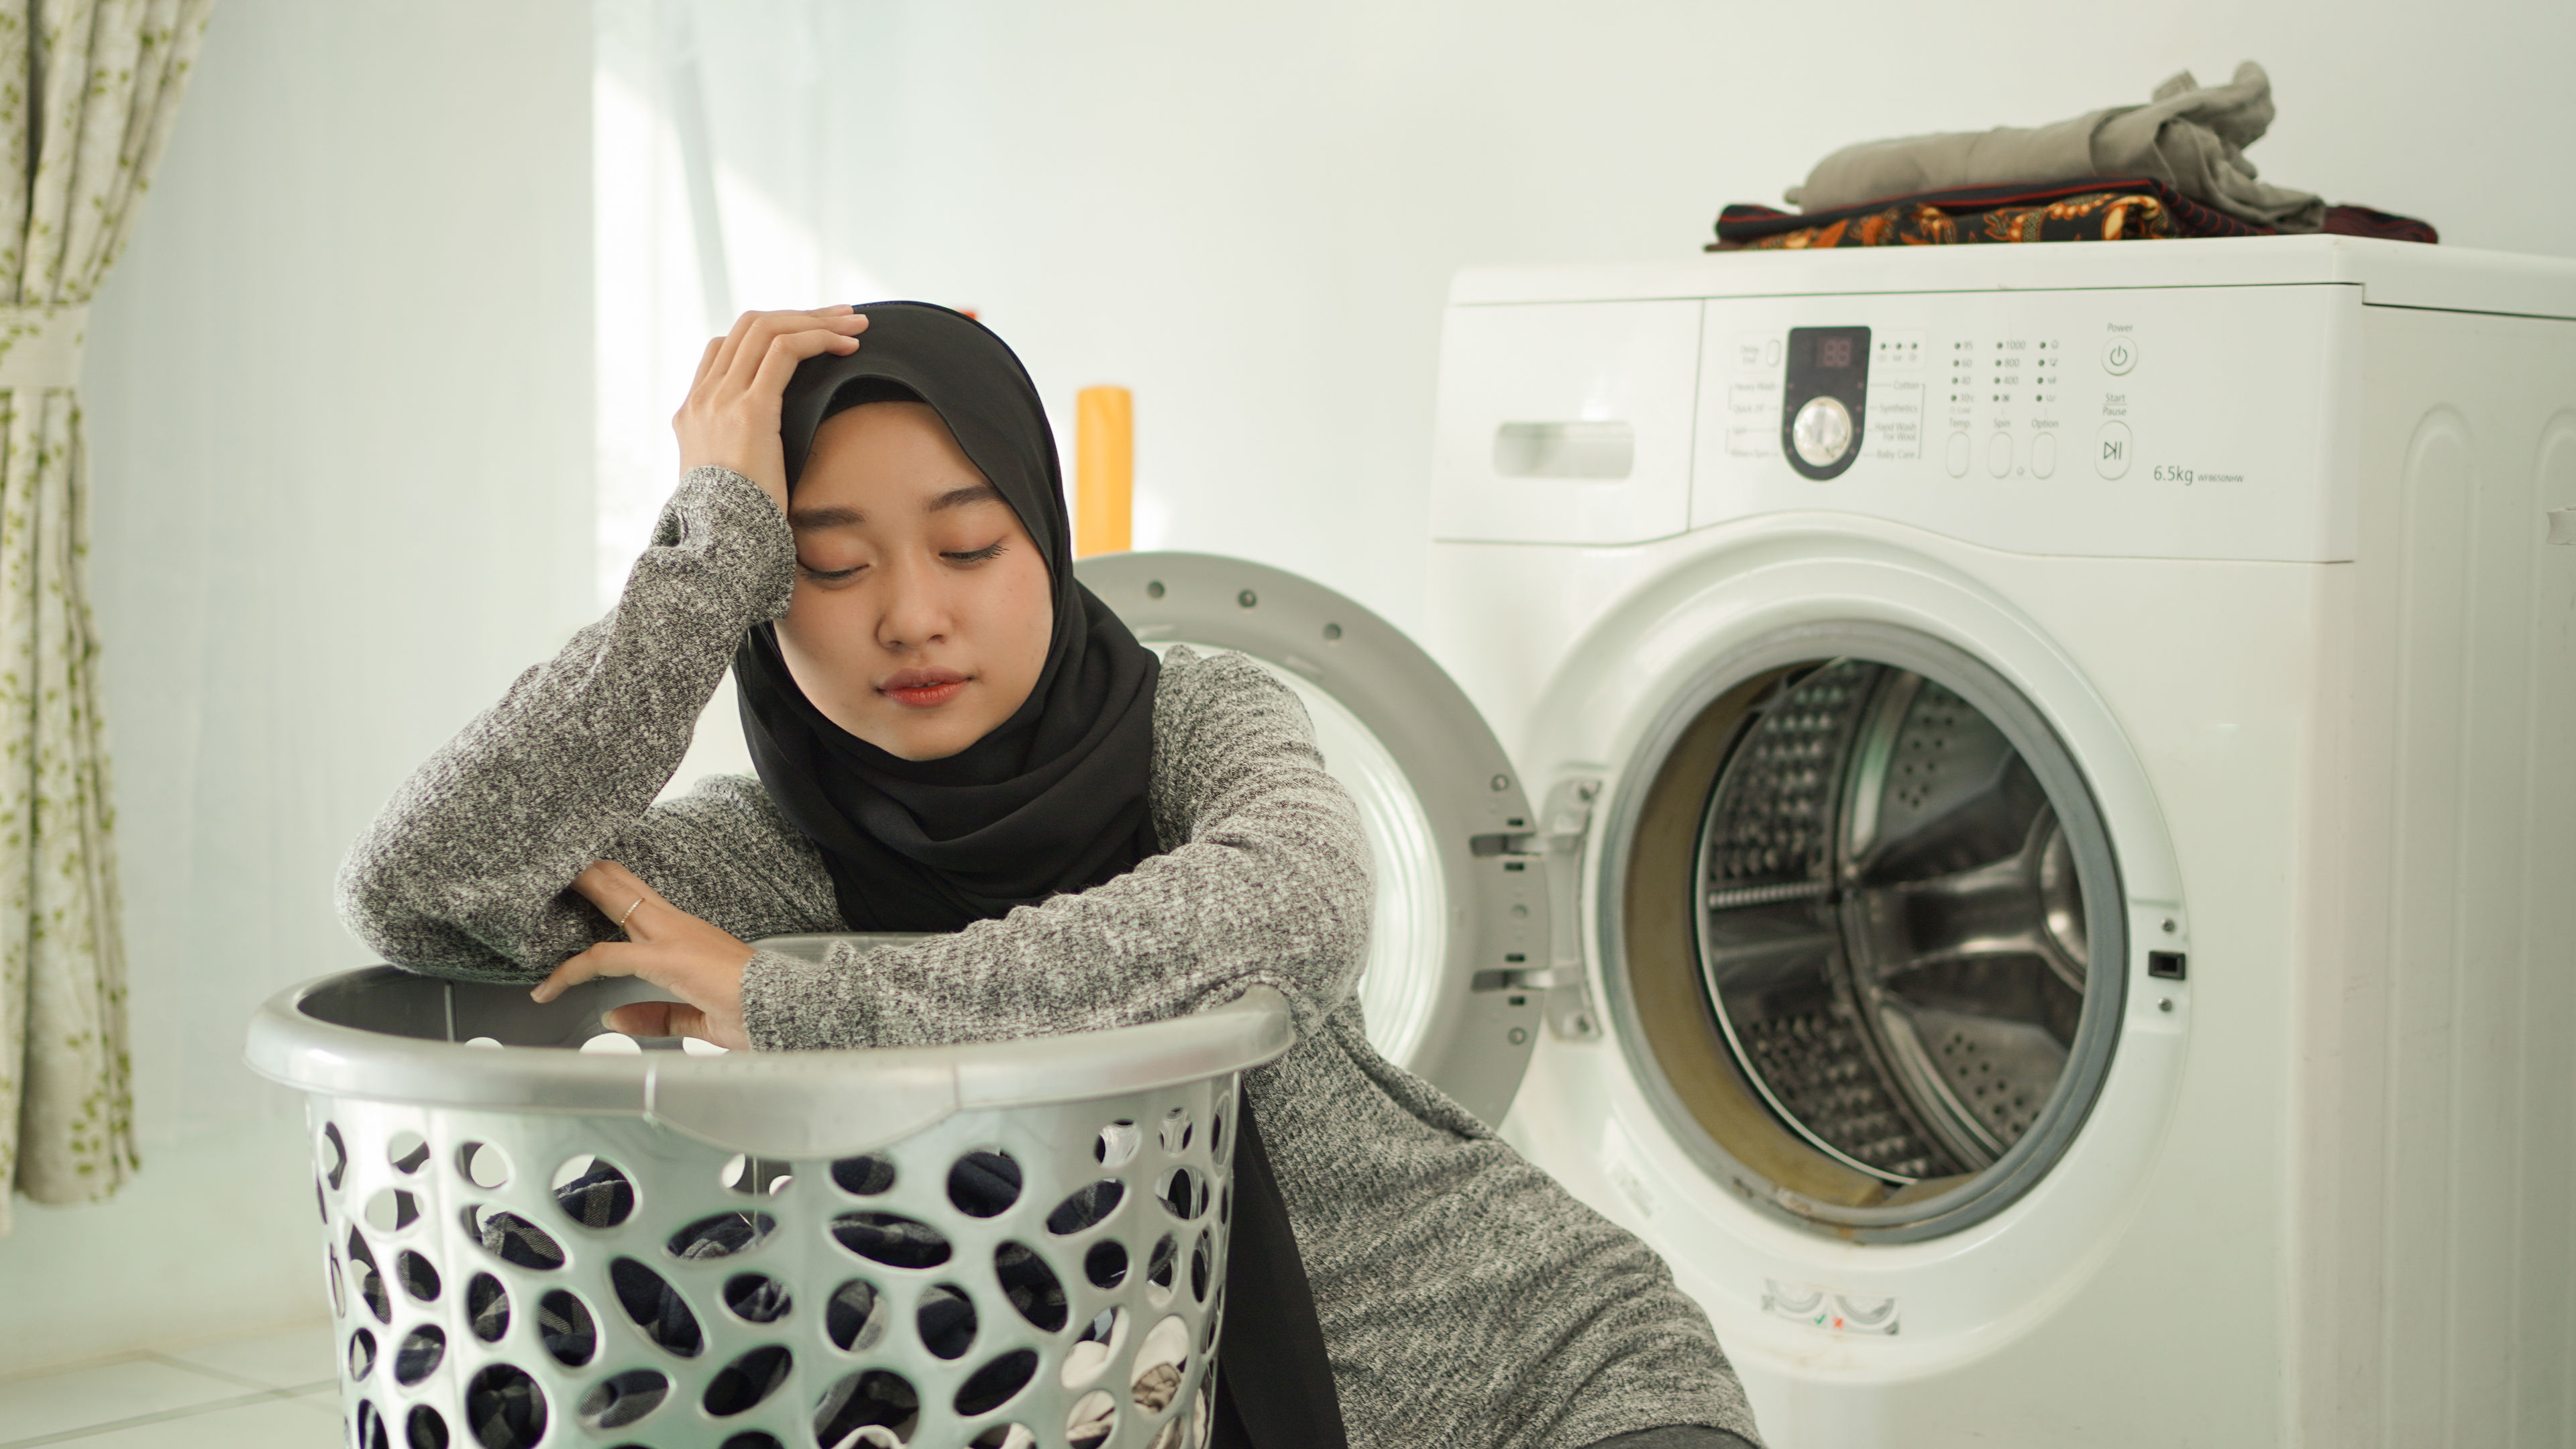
[673,306,869,513]
[532,859,755,1049]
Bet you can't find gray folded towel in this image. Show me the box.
[1784,61,2325,231]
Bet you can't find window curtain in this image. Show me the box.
[0,0,213,1236]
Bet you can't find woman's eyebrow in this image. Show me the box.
[927,483,1004,513]
[788,504,863,529]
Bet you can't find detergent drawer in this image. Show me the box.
[1430,299,1701,545]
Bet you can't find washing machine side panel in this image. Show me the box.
[1424,539,1662,771]
[2286,305,2576,1449]
[1862,548,2312,1439]
[1960,553,2318,1438]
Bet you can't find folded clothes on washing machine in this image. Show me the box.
[1707,177,2438,251]
[1782,60,2322,227]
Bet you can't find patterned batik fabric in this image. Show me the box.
[1733,191,2192,249]
[1709,175,2437,251]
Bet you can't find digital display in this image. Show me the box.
[1818,335,1854,368]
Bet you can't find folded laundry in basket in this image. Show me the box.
[464,1371,545,1448]
[609,1256,706,1356]
[447,1144,1269,1449]
[472,1209,568,1271]
[533,1289,596,1365]
[484,1161,775,1360]
[1782,62,2323,229]
[553,1161,634,1228]
[1709,176,2438,250]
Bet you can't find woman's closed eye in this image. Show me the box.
[798,540,1003,582]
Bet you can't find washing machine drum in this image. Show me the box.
[1616,637,2125,1240]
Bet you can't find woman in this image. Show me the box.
[340,302,1762,1449]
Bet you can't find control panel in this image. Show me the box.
[1698,285,2359,561]
[1429,281,2362,561]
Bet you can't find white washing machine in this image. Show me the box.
[1078,234,2576,1448]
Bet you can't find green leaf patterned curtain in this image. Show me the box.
[0,0,212,1235]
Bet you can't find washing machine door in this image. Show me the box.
[1075,551,1547,1125]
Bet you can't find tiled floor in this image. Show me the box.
[0,1323,341,1448]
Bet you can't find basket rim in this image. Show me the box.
[244,940,1292,1157]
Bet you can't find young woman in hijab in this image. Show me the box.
[341,303,1763,1449]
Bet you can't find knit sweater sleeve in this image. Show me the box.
[333,466,842,981]
[738,647,1371,1049]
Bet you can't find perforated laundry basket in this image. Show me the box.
[245,935,1289,1449]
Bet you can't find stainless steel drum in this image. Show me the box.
[1603,624,2125,1241]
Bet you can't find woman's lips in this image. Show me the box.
[880,668,968,709]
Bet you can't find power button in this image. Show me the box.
[2102,335,2139,375]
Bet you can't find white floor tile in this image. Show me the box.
[282,1382,344,1419]
[154,1320,337,1392]
[0,1358,244,1442]
[67,1395,344,1448]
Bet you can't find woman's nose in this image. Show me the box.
[874,555,954,650]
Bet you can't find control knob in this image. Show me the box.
[1791,396,1854,469]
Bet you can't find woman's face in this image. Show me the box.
[775,400,1054,761]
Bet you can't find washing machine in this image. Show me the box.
[1078,233,2576,1448]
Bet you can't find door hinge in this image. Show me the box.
[1471,777,1603,1041]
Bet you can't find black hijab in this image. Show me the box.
[733,302,1162,932]
[736,304,1350,1448]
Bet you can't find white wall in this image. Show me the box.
[0,0,592,1370]
[667,0,2576,640]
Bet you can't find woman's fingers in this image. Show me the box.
[711,307,862,388]
[744,326,861,411]
[572,857,654,907]
[687,332,724,391]
[603,999,711,1040]
[720,311,865,397]
[606,998,747,1051]
[695,307,861,389]
[532,939,641,1003]
[548,860,752,1043]
[702,307,849,391]
[726,309,865,385]
[673,307,867,503]
[570,859,666,934]
[704,307,767,393]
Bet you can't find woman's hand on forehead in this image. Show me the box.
[674,306,870,513]
[531,859,755,1049]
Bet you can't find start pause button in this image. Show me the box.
[2096,421,2133,480]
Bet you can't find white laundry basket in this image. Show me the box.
[245,935,1289,1449]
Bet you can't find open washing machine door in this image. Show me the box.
[1076,551,1551,1126]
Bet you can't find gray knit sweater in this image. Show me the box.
[337,466,1762,1449]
